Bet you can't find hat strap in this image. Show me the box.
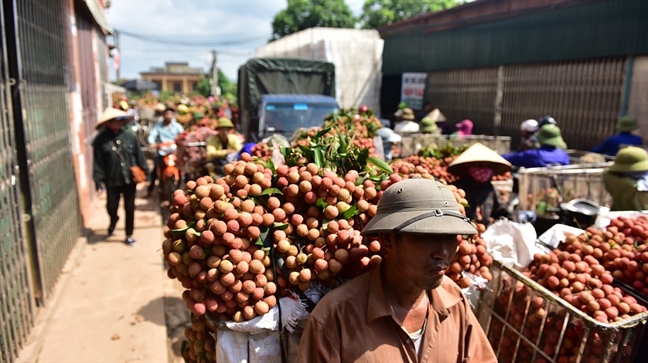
[392,209,470,233]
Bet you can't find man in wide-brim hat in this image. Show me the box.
[205,117,243,176]
[449,143,513,225]
[394,107,420,134]
[603,146,648,211]
[297,178,497,363]
[591,115,643,156]
[93,108,149,246]
[503,124,570,168]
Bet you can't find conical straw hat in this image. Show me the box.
[447,142,512,177]
[425,108,446,123]
[96,107,131,130]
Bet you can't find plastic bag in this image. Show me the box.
[481,219,538,269]
[537,224,586,249]
[214,296,309,363]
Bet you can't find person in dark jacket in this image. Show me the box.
[591,116,643,156]
[93,108,149,246]
[449,143,513,226]
[503,124,570,168]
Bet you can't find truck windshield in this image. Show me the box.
[262,103,337,134]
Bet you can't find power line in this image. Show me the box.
[117,29,270,47]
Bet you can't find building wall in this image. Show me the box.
[380,0,648,75]
[142,73,201,94]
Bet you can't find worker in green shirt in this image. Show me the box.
[603,146,648,211]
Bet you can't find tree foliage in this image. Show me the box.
[360,0,461,29]
[196,74,212,97]
[271,0,356,41]
[195,70,237,100]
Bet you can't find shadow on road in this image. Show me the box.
[136,296,168,327]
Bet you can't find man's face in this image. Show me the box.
[218,127,232,140]
[383,233,459,290]
[424,103,432,112]
[106,119,125,132]
[163,110,174,122]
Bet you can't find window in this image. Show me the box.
[173,82,182,92]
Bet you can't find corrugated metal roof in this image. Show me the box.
[381,0,648,75]
[83,0,113,34]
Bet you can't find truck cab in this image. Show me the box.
[256,94,338,140]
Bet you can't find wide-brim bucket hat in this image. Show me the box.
[616,116,639,132]
[536,124,567,149]
[420,117,438,133]
[217,117,234,129]
[96,107,132,130]
[608,146,648,173]
[447,142,512,177]
[361,178,477,236]
[401,108,415,121]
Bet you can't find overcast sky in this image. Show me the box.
[105,0,366,82]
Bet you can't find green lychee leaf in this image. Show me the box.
[260,188,283,196]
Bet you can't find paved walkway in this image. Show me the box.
[22,186,169,363]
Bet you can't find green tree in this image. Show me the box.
[271,0,356,41]
[196,74,212,97]
[218,69,237,97]
[195,70,237,99]
[359,0,461,29]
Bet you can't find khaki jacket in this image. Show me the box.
[603,171,648,211]
[206,133,242,160]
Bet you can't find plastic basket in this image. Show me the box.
[517,164,614,213]
[474,261,648,363]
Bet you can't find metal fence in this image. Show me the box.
[13,0,82,303]
[420,57,627,151]
[500,58,626,151]
[0,4,35,361]
[425,67,499,136]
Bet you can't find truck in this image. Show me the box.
[255,28,384,113]
[237,57,338,142]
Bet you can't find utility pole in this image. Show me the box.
[211,50,221,97]
[115,30,121,81]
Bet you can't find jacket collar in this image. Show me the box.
[366,267,463,325]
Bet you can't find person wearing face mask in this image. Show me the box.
[93,108,149,246]
[297,178,496,363]
[449,143,513,226]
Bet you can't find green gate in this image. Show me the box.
[8,0,82,303]
[0,2,35,362]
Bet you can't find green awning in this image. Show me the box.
[84,0,114,34]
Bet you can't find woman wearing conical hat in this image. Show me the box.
[449,143,513,225]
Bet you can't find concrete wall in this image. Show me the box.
[66,0,111,226]
[142,74,201,94]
